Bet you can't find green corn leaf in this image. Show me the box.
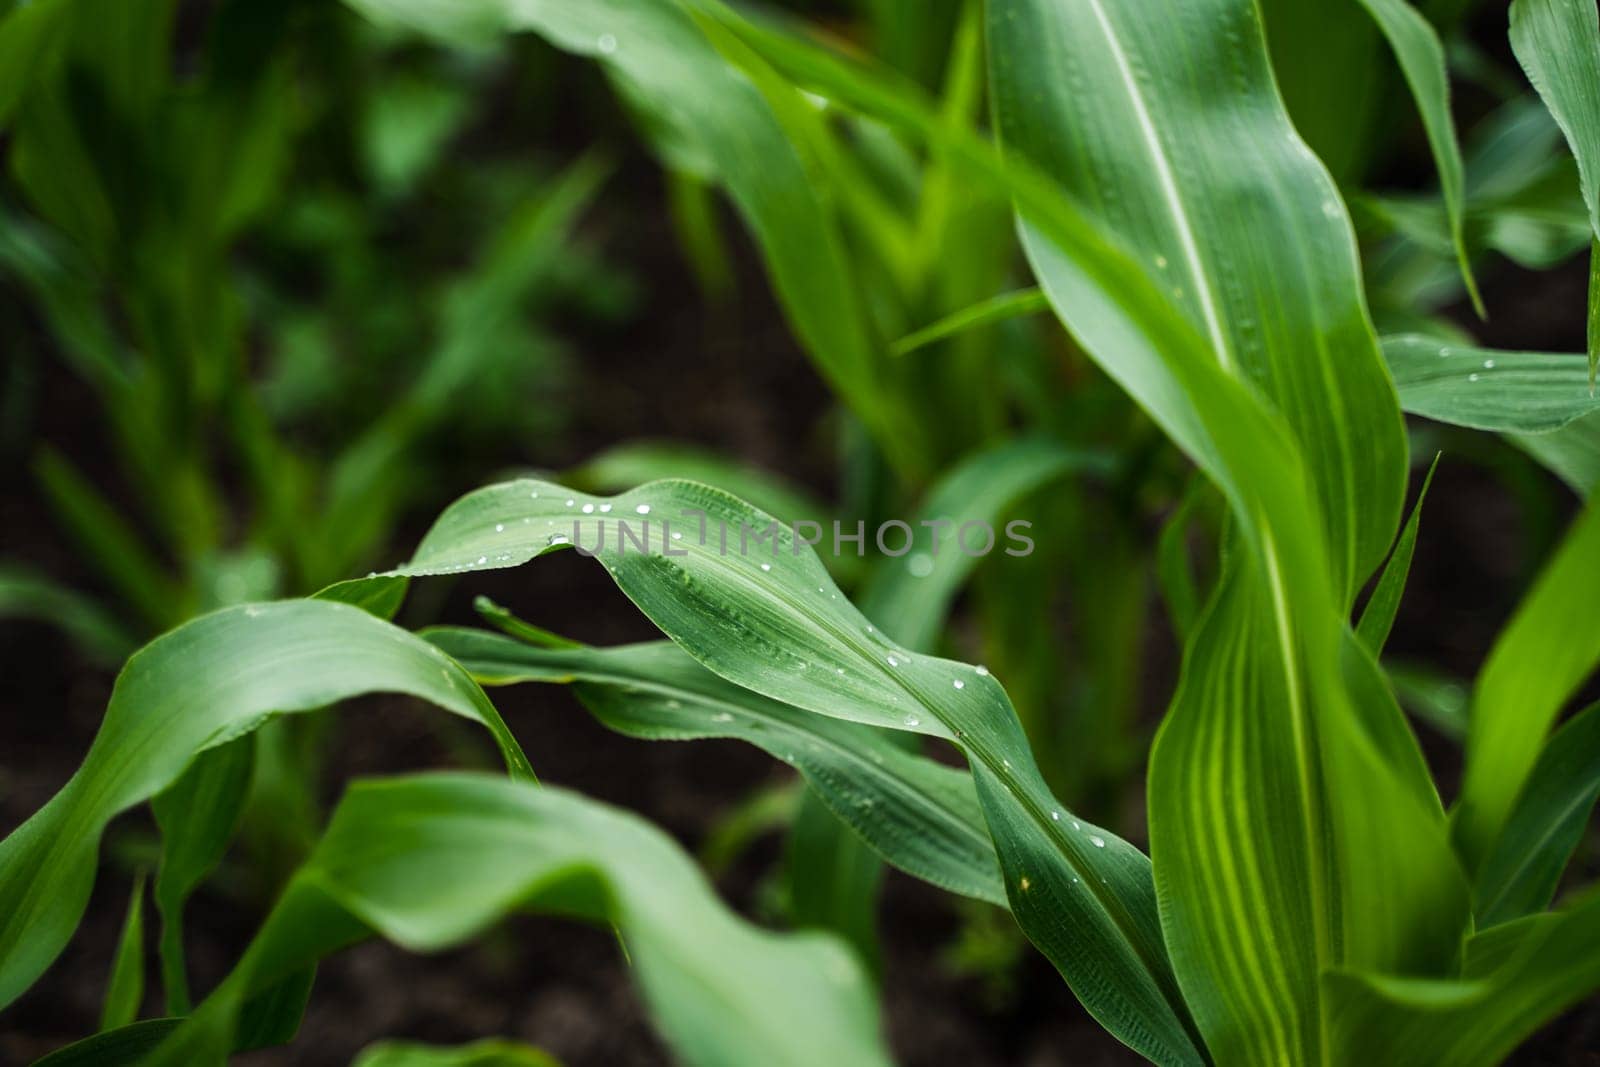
[1356,0,1483,315]
[1474,700,1600,926]
[1512,412,1600,496]
[1325,887,1600,1066]
[890,288,1050,356]
[141,773,890,1067]
[34,1019,183,1067]
[1456,496,1600,866]
[99,874,145,1032]
[35,972,314,1065]
[1356,456,1439,656]
[352,1039,562,1067]
[985,2,1469,1064]
[695,7,1464,1060]
[1383,334,1600,432]
[151,736,254,1015]
[426,627,1006,907]
[987,0,1407,605]
[1510,0,1600,383]
[0,600,533,1009]
[393,477,1205,1065]
[786,790,886,972]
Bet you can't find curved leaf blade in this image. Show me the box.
[145,774,890,1067]
[0,601,532,1009]
[395,477,1207,1066]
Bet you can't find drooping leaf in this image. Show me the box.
[394,477,1205,1065]
[427,627,1007,907]
[0,600,533,1009]
[1456,496,1600,866]
[142,774,891,1067]
[1474,699,1600,926]
[1510,0,1600,382]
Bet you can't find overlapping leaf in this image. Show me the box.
[0,600,532,1008]
[393,477,1206,1065]
[985,1,1463,1063]
[1456,496,1600,866]
[428,628,1006,906]
[139,774,890,1067]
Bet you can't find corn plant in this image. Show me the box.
[6,0,1600,1064]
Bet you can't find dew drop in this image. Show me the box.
[974,665,989,676]
[495,523,505,532]
[887,655,899,667]
[907,552,934,578]
[1019,876,1032,892]
[671,531,683,540]
[760,562,772,572]
[1483,359,1496,369]
[712,712,734,723]
[597,33,617,54]
[476,556,487,565]
[565,499,575,507]
[1154,254,1168,269]
[1469,373,1481,382]
[582,504,595,514]
[636,504,651,515]
[599,503,613,513]
[903,713,921,727]
[1090,835,1106,848]
[548,534,570,546]
[1051,810,1061,821]
[952,679,965,690]
[530,490,539,498]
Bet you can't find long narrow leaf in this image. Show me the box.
[1356,0,1483,314]
[1456,496,1600,864]
[427,628,1007,907]
[1474,700,1600,925]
